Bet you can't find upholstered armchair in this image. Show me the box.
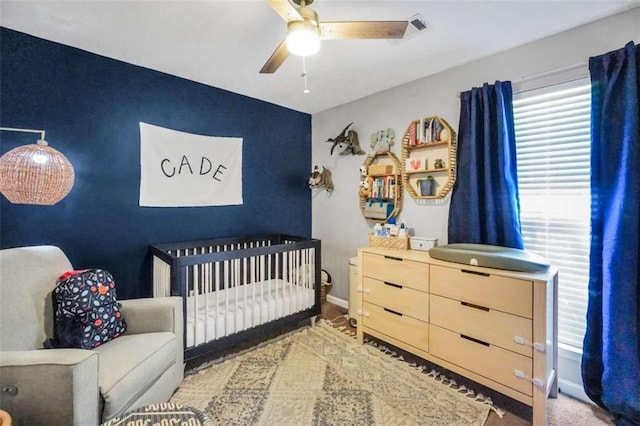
[0,246,184,425]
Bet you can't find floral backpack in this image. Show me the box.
[44,269,127,349]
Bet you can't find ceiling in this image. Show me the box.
[1,1,638,114]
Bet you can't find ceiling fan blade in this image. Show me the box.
[260,40,290,74]
[320,21,408,40]
[268,0,302,22]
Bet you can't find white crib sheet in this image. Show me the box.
[185,279,315,347]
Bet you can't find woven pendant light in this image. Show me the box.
[0,139,75,205]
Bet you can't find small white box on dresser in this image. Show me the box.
[410,236,438,251]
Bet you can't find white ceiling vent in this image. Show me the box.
[390,13,428,44]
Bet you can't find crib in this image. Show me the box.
[150,234,321,361]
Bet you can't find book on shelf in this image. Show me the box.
[369,176,397,200]
[426,117,435,143]
[409,120,421,146]
[389,176,396,199]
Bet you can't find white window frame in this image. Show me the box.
[513,78,591,402]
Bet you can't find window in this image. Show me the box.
[513,80,591,350]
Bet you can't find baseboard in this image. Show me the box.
[558,378,590,403]
[326,294,348,309]
[557,344,590,403]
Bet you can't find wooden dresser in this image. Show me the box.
[355,247,558,426]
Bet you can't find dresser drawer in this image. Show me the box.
[430,294,532,357]
[362,253,428,292]
[363,302,428,351]
[430,324,533,396]
[430,265,532,318]
[362,277,429,322]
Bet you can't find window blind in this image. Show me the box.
[513,81,591,350]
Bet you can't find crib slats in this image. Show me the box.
[151,235,320,352]
[224,248,229,337]
[215,250,220,340]
[152,257,171,297]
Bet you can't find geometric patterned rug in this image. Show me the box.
[171,320,491,425]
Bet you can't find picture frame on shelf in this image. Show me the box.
[405,157,428,172]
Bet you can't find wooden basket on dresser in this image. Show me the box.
[368,235,409,250]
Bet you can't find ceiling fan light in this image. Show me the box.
[286,26,320,56]
[287,29,320,56]
[286,17,320,57]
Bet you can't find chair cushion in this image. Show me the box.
[93,332,178,418]
[0,246,73,350]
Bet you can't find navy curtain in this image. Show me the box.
[448,81,523,249]
[582,41,640,425]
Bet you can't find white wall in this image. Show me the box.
[312,7,640,303]
[312,7,639,402]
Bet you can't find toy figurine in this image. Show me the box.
[326,123,365,156]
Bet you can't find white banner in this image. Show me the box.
[139,122,243,207]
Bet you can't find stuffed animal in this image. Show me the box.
[365,128,395,165]
[370,128,395,153]
[358,180,370,199]
[308,165,334,192]
[358,177,373,199]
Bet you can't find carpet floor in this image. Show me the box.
[171,321,493,425]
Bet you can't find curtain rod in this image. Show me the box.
[518,61,588,83]
[456,60,588,98]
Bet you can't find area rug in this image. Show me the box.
[171,321,491,425]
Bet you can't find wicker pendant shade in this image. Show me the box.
[0,139,75,205]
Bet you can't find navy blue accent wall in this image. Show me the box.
[0,28,312,299]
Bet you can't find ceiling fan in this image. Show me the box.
[260,0,408,73]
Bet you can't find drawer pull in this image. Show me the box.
[461,269,490,277]
[461,301,489,311]
[384,255,403,261]
[357,286,363,293]
[460,334,489,347]
[383,307,403,317]
[384,281,403,289]
[513,336,546,352]
[514,370,545,388]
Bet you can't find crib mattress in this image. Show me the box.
[185,279,315,347]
